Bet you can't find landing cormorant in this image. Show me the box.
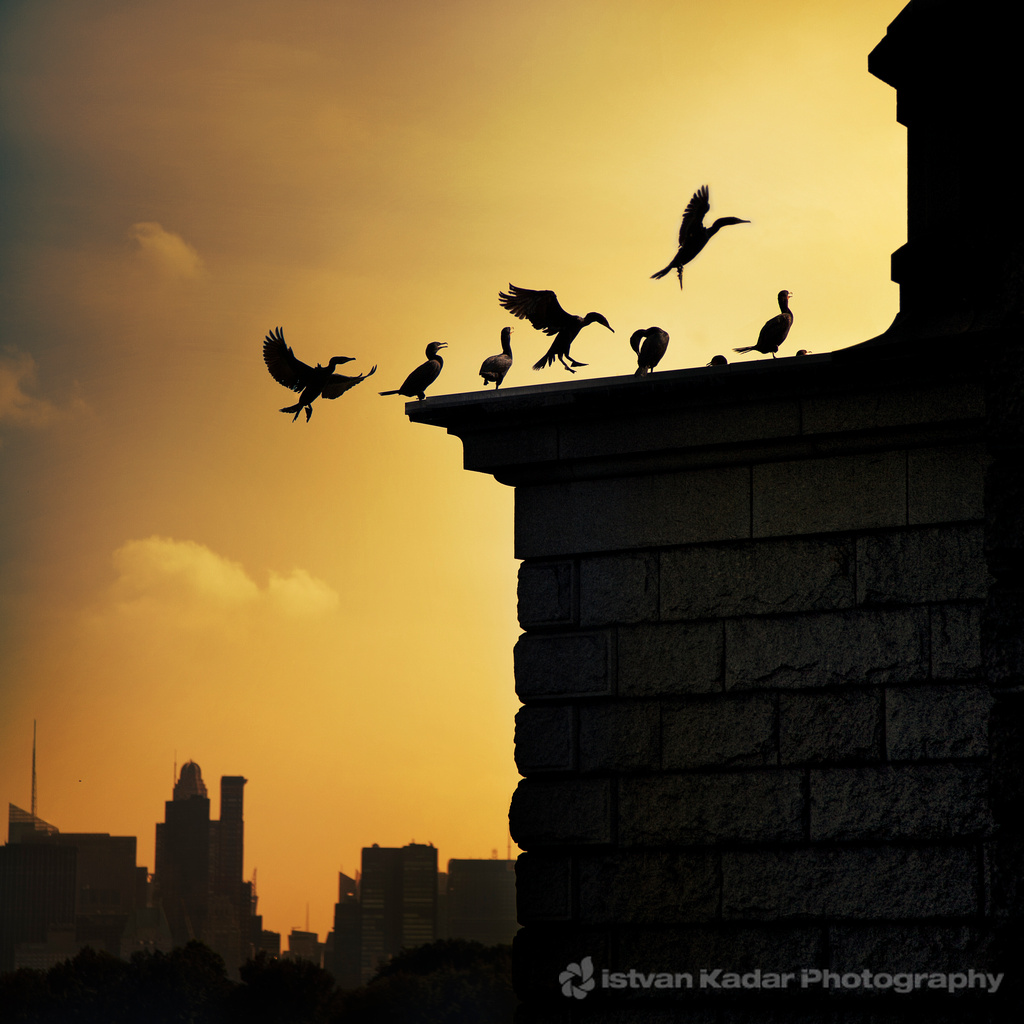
[498,284,613,373]
[651,185,749,288]
[479,327,513,389]
[629,327,670,376]
[379,342,447,401]
[263,327,376,422]
[734,291,794,358]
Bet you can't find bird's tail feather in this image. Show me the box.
[733,345,757,353]
[650,265,672,280]
[532,352,555,371]
[280,402,303,413]
[379,389,401,396]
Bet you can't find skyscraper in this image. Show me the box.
[153,761,258,973]
[358,842,437,981]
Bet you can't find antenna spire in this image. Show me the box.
[31,720,37,817]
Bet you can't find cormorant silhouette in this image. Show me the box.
[479,327,513,389]
[379,342,447,401]
[263,327,376,422]
[734,291,794,358]
[651,185,749,288]
[629,327,670,376]
[498,284,613,373]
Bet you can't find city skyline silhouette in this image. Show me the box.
[1,0,907,941]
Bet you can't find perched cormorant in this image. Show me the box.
[707,354,729,366]
[379,342,447,401]
[651,185,749,288]
[263,327,376,422]
[629,327,670,376]
[498,284,613,373]
[479,327,513,389]
[734,291,794,358]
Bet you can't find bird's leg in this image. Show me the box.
[305,405,313,421]
[291,409,301,422]
[557,355,577,373]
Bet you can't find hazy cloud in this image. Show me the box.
[0,348,65,429]
[128,222,205,280]
[108,536,339,621]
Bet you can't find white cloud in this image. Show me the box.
[129,222,204,280]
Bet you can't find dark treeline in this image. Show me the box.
[0,938,515,1024]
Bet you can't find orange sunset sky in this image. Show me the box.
[1,0,907,940]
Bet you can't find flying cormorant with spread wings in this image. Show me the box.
[263,327,376,422]
[498,284,613,372]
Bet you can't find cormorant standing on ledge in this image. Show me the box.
[629,327,670,376]
[651,185,749,289]
[379,342,447,401]
[498,284,613,373]
[734,291,794,358]
[479,327,513,388]
[263,327,376,422]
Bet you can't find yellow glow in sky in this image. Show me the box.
[0,0,907,939]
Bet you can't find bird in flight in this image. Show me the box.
[263,327,376,422]
[651,185,749,288]
[734,290,794,358]
[498,284,613,373]
[479,327,513,389]
[629,327,670,376]
[379,342,447,401]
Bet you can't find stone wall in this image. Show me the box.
[410,334,1020,1021]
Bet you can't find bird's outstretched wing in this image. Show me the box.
[498,285,570,337]
[320,365,377,399]
[677,185,710,245]
[263,327,314,392]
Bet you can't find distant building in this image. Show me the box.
[153,762,260,974]
[445,858,518,946]
[359,842,437,981]
[286,928,324,967]
[257,929,281,957]
[325,871,360,988]
[0,804,155,972]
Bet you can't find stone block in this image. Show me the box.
[907,443,987,525]
[753,452,905,537]
[515,705,575,773]
[617,924,823,974]
[619,771,804,845]
[514,631,610,699]
[460,422,559,473]
[558,398,801,459]
[579,552,658,626]
[661,537,855,620]
[722,846,977,920]
[578,702,660,772]
[886,684,992,760]
[618,622,723,696]
[725,608,930,690]
[509,778,612,847]
[577,849,719,924]
[779,690,882,763]
[516,851,572,921]
[518,561,575,627]
[514,467,750,559]
[809,765,992,841]
[856,525,990,605]
[661,694,776,769]
[828,923,995,974]
[931,603,984,679]
[801,381,984,435]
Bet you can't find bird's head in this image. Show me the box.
[779,290,793,304]
[426,342,448,358]
[713,217,751,230]
[707,354,729,366]
[501,326,512,342]
[327,356,356,369]
[629,329,646,355]
[585,313,614,332]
